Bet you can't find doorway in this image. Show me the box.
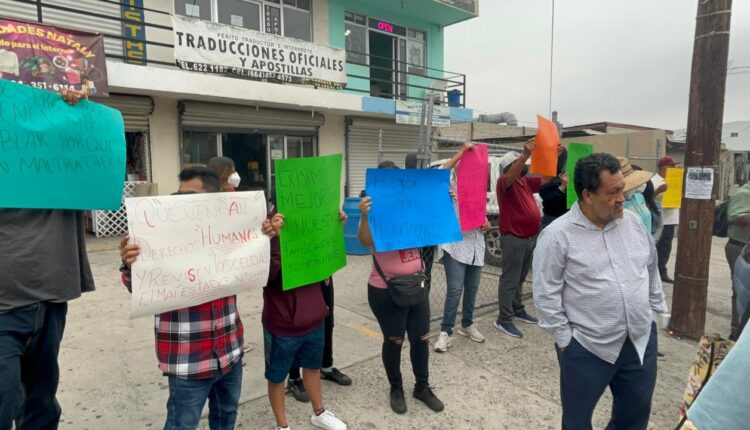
[369,30,395,98]
[222,133,268,191]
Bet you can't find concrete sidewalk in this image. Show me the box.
[56,236,736,429]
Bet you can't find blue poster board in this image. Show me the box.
[0,79,126,210]
[365,168,461,252]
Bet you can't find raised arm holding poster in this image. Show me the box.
[0,78,125,210]
[275,154,346,290]
[566,143,595,208]
[366,168,461,252]
[457,144,488,231]
[125,191,270,318]
[530,115,559,177]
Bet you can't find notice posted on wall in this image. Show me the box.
[685,167,714,200]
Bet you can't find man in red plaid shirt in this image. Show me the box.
[120,166,275,430]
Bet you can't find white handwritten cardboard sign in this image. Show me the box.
[125,191,270,319]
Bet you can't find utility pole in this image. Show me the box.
[671,0,733,339]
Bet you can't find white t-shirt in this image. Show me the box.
[651,174,680,226]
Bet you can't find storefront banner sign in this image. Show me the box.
[0,17,109,95]
[531,114,560,177]
[566,143,594,209]
[171,14,347,89]
[125,191,270,319]
[121,0,148,65]
[663,167,684,209]
[457,144,488,231]
[395,101,451,128]
[0,79,125,210]
[685,167,714,200]
[275,154,346,290]
[366,168,461,252]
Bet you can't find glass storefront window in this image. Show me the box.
[174,0,212,20]
[345,23,367,65]
[219,0,261,30]
[182,131,218,166]
[175,0,312,41]
[283,6,311,41]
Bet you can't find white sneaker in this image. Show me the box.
[434,331,452,352]
[457,324,486,343]
[311,410,347,430]
[275,427,290,430]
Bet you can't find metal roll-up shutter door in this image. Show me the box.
[93,94,154,131]
[181,102,325,134]
[347,118,420,197]
[0,1,37,21]
[0,0,124,57]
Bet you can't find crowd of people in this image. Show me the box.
[2,89,749,430]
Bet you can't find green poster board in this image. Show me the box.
[566,143,595,209]
[275,154,346,290]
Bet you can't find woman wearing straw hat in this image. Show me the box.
[619,157,655,233]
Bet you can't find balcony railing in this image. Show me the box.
[7,0,466,107]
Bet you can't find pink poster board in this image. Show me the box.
[457,144,489,231]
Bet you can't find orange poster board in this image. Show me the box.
[530,115,559,177]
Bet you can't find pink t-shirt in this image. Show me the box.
[368,249,423,289]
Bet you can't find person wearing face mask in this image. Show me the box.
[119,167,277,430]
[208,156,242,192]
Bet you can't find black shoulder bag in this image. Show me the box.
[372,254,427,307]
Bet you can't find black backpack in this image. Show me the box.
[713,200,729,238]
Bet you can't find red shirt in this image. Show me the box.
[497,175,543,238]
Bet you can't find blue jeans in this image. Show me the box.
[441,252,482,335]
[0,302,68,430]
[556,325,658,430]
[164,361,243,430]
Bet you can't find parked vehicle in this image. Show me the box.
[431,151,542,267]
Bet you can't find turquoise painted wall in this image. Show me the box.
[328,0,446,101]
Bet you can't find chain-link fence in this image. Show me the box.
[421,244,533,323]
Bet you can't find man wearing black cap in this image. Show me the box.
[652,156,681,284]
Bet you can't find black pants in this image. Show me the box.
[557,327,658,430]
[656,224,675,277]
[368,285,430,391]
[290,279,334,380]
[0,302,68,430]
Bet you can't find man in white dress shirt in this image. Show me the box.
[533,153,668,430]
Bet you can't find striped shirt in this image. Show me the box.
[532,203,668,364]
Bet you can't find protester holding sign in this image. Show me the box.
[120,166,275,430]
[494,138,549,339]
[358,161,445,416]
[435,144,492,353]
[0,88,95,430]
[263,193,348,430]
